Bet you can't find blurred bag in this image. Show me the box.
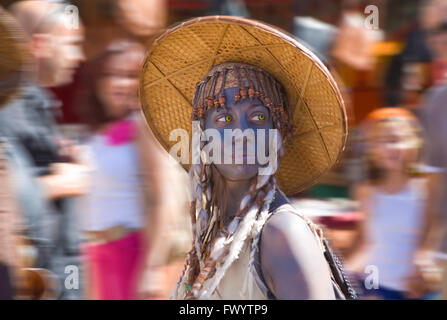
[0,263,14,300]
[322,238,358,299]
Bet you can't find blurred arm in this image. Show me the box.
[343,182,372,273]
[419,172,445,252]
[137,114,170,263]
[136,114,176,297]
[36,162,89,199]
[0,142,25,295]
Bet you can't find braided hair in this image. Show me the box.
[171,62,294,299]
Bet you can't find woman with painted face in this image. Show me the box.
[348,108,442,299]
[140,16,356,300]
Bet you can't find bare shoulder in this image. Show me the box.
[352,182,375,216]
[353,182,374,200]
[260,207,335,299]
[262,210,320,248]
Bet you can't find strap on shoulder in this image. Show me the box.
[266,203,358,300]
[270,203,327,252]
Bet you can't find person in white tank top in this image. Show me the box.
[347,108,442,299]
[76,41,187,300]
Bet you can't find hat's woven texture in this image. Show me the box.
[0,8,28,107]
[140,16,347,195]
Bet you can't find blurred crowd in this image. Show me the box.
[1,0,447,300]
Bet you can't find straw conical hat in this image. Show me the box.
[140,16,348,195]
[0,7,28,107]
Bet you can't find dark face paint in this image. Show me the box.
[204,87,274,181]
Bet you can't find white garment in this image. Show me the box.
[364,179,426,291]
[207,204,326,299]
[209,238,267,300]
[80,134,145,231]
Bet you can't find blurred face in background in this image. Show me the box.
[369,119,421,172]
[429,30,447,60]
[420,0,447,30]
[11,1,85,87]
[421,0,447,60]
[400,63,431,106]
[39,21,85,87]
[96,45,144,120]
[401,63,430,92]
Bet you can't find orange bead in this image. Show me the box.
[219,94,226,107]
[248,86,255,98]
[207,98,214,108]
[234,93,240,102]
[240,86,247,99]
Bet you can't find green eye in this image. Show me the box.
[252,113,265,121]
[225,115,232,122]
[217,114,232,123]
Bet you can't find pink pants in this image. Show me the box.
[83,231,145,300]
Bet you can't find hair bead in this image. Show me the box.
[198,105,205,117]
[206,97,214,109]
[248,86,255,98]
[218,93,226,107]
[240,86,247,100]
[234,92,241,102]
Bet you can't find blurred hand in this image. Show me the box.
[405,267,426,299]
[50,162,87,176]
[39,163,90,199]
[138,266,167,300]
[52,162,90,196]
[56,139,89,165]
[405,250,443,298]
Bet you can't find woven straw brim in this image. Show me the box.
[0,8,29,107]
[140,16,348,196]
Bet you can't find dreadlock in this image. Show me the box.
[171,62,294,299]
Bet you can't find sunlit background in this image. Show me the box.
[1,0,447,300]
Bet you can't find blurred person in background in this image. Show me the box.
[76,40,188,300]
[0,140,21,300]
[384,0,435,107]
[207,0,249,17]
[347,108,441,300]
[427,21,447,86]
[418,17,447,300]
[0,6,27,299]
[0,0,86,274]
[420,88,447,300]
